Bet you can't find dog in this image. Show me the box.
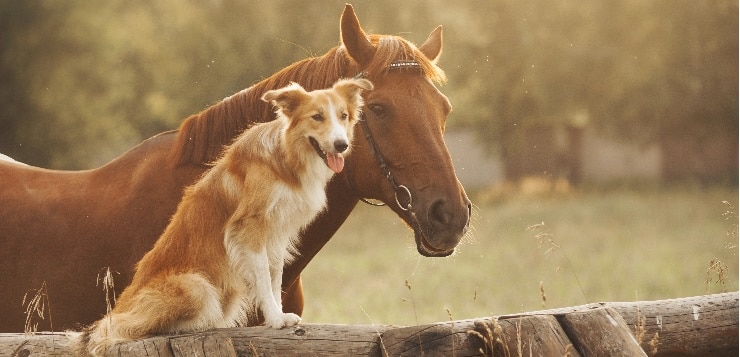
[73,77,373,355]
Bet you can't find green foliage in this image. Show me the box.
[0,0,737,169]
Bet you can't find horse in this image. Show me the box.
[0,4,471,332]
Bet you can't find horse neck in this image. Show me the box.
[171,48,355,167]
[248,47,354,117]
[171,88,254,167]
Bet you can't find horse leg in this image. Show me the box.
[282,275,304,316]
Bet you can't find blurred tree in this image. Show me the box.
[0,0,347,168]
[650,0,739,181]
[439,0,737,182]
[0,2,59,165]
[0,0,736,180]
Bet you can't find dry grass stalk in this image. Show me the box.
[704,258,728,293]
[721,200,738,244]
[97,267,118,314]
[634,301,661,356]
[563,344,574,357]
[247,341,259,356]
[634,306,646,345]
[445,308,456,357]
[401,280,424,355]
[468,316,510,357]
[22,281,53,335]
[515,318,523,357]
[648,331,660,355]
[528,222,588,304]
[360,306,389,357]
[539,281,547,308]
[402,279,419,326]
[703,200,738,294]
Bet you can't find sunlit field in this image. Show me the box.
[301,185,738,326]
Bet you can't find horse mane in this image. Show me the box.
[172,34,445,166]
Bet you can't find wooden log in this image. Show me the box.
[610,292,739,357]
[558,307,647,356]
[110,334,238,356]
[496,314,581,357]
[107,335,175,357]
[379,318,481,356]
[169,333,236,357]
[1,293,735,356]
[227,324,389,356]
[110,324,389,356]
[380,315,580,356]
[0,332,72,356]
[504,292,739,356]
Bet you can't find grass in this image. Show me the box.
[300,184,738,326]
[22,281,53,334]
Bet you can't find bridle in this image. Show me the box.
[348,60,422,213]
[357,113,413,212]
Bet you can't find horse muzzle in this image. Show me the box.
[412,196,472,257]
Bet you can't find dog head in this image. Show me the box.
[261,78,373,173]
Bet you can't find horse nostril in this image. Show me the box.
[334,140,348,153]
[429,199,452,226]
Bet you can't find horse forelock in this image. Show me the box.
[172,33,445,166]
[363,34,446,84]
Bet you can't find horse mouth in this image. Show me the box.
[414,223,455,257]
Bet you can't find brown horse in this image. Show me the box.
[0,5,471,332]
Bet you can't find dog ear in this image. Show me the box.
[332,78,374,110]
[261,82,309,116]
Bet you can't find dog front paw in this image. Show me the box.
[265,313,301,329]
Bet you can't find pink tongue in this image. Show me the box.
[326,153,345,173]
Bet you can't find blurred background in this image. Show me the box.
[1,0,737,325]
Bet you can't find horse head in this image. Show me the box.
[339,5,472,257]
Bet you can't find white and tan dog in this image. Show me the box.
[74,77,373,355]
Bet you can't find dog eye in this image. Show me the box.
[311,114,324,122]
[341,113,348,120]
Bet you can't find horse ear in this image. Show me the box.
[340,4,375,67]
[333,78,374,110]
[261,82,309,116]
[418,25,443,64]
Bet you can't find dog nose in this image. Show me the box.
[334,140,348,153]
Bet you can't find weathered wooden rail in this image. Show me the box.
[2,292,736,356]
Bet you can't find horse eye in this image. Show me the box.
[311,114,324,121]
[368,104,386,118]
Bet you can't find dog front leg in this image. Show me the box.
[226,239,300,328]
[245,247,301,328]
[226,205,301,328]
[270,248,285,310]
